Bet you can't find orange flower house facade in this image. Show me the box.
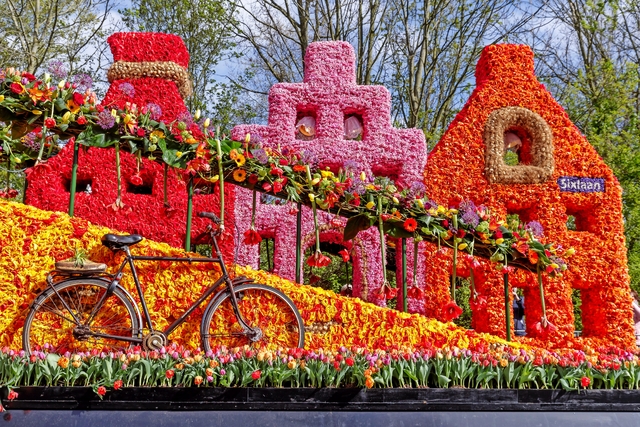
[422,44,634,349]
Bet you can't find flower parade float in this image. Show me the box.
[0,32,639,420]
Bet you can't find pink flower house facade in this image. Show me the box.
[231,41,428,309]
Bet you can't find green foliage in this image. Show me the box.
[572,289,583,333]
[1,348,639,390]
[453,278,473,330]
[560,58,640,290]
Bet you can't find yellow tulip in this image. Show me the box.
[0,95,4,103]
[416,199,424,209]
[458,243,468,250]
[366,201,375,209]
[203,118,211,128]
[194,109,201,121]
[392,197,399,204]
[565,247,575,257]
[360,171,367,181]
[495,238,504,245]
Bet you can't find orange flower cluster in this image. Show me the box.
[423,44,634,350]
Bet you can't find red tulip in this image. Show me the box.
[243,229,262,245]
[581,376,591,388]
[338,249,350,262]
[442,300,463,322]
[306,251,331,268]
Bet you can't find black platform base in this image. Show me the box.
[3,410,640,427]
[3,387,640,426]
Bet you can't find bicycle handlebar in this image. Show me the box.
[198,211,221,224]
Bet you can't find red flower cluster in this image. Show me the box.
[25,143,236,255]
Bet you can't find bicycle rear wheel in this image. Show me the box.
[201,284,304,351]
[23,278,141,355]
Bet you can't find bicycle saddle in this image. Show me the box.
[101,234,143,249]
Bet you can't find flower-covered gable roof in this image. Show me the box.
[423,44,633,348]
[232,41,426,186]
[100,32,192,123]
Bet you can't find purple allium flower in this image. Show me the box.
[96,110,115,129]
[251,148,269,164]
[458,200,480,227]
[47,60,68,80]
[21,131,41,152]
[526,221,544,238]
[342,159,360,174]
[299,149,318,165]
[409,181,426,197]
[73,73,93,91]
[146,103,162,120]
[177,111,194,126]
[118,82,135,98]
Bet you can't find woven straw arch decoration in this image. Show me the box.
[484,106,554,184]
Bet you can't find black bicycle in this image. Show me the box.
[22,211,304,355]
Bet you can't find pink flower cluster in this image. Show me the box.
[231,41,427,309]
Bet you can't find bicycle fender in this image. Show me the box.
[231,276,255,286]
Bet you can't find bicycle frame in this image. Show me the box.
[59,226,256,345]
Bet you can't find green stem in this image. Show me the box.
[68,139,79,216]
[538,265,547,319]
[306,166,321,254]
[216,138,224,231]
[412,240,419,287]
[251,190,257,229]
[163,163,168,207]
[115,143,121,201]
[401,238,407,312]
[378,195,387,287]
[36,117,47,163]
[295,202,302,283]
[504,258,511,342]
[185,175,194,251]
[470,239,476,298]
[5,155,9,193]
[451,239,458,301]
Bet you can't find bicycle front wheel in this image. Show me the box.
[23,278,141,355]
[201,284,304,351]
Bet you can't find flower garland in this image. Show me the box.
[423,44,634,349]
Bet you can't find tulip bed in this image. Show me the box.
[1,343,639,404]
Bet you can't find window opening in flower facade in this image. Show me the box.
[484,106,554,185]
[127,180,153,195]
[65,178,92,193]
[572,289,583,335]
[303,242,352,294]
[295,109,317,141]
[260,193,286,205]
[260,236,276,272]
[503,129,526,166]
[343,113,364,140]
[564,206,596,233]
